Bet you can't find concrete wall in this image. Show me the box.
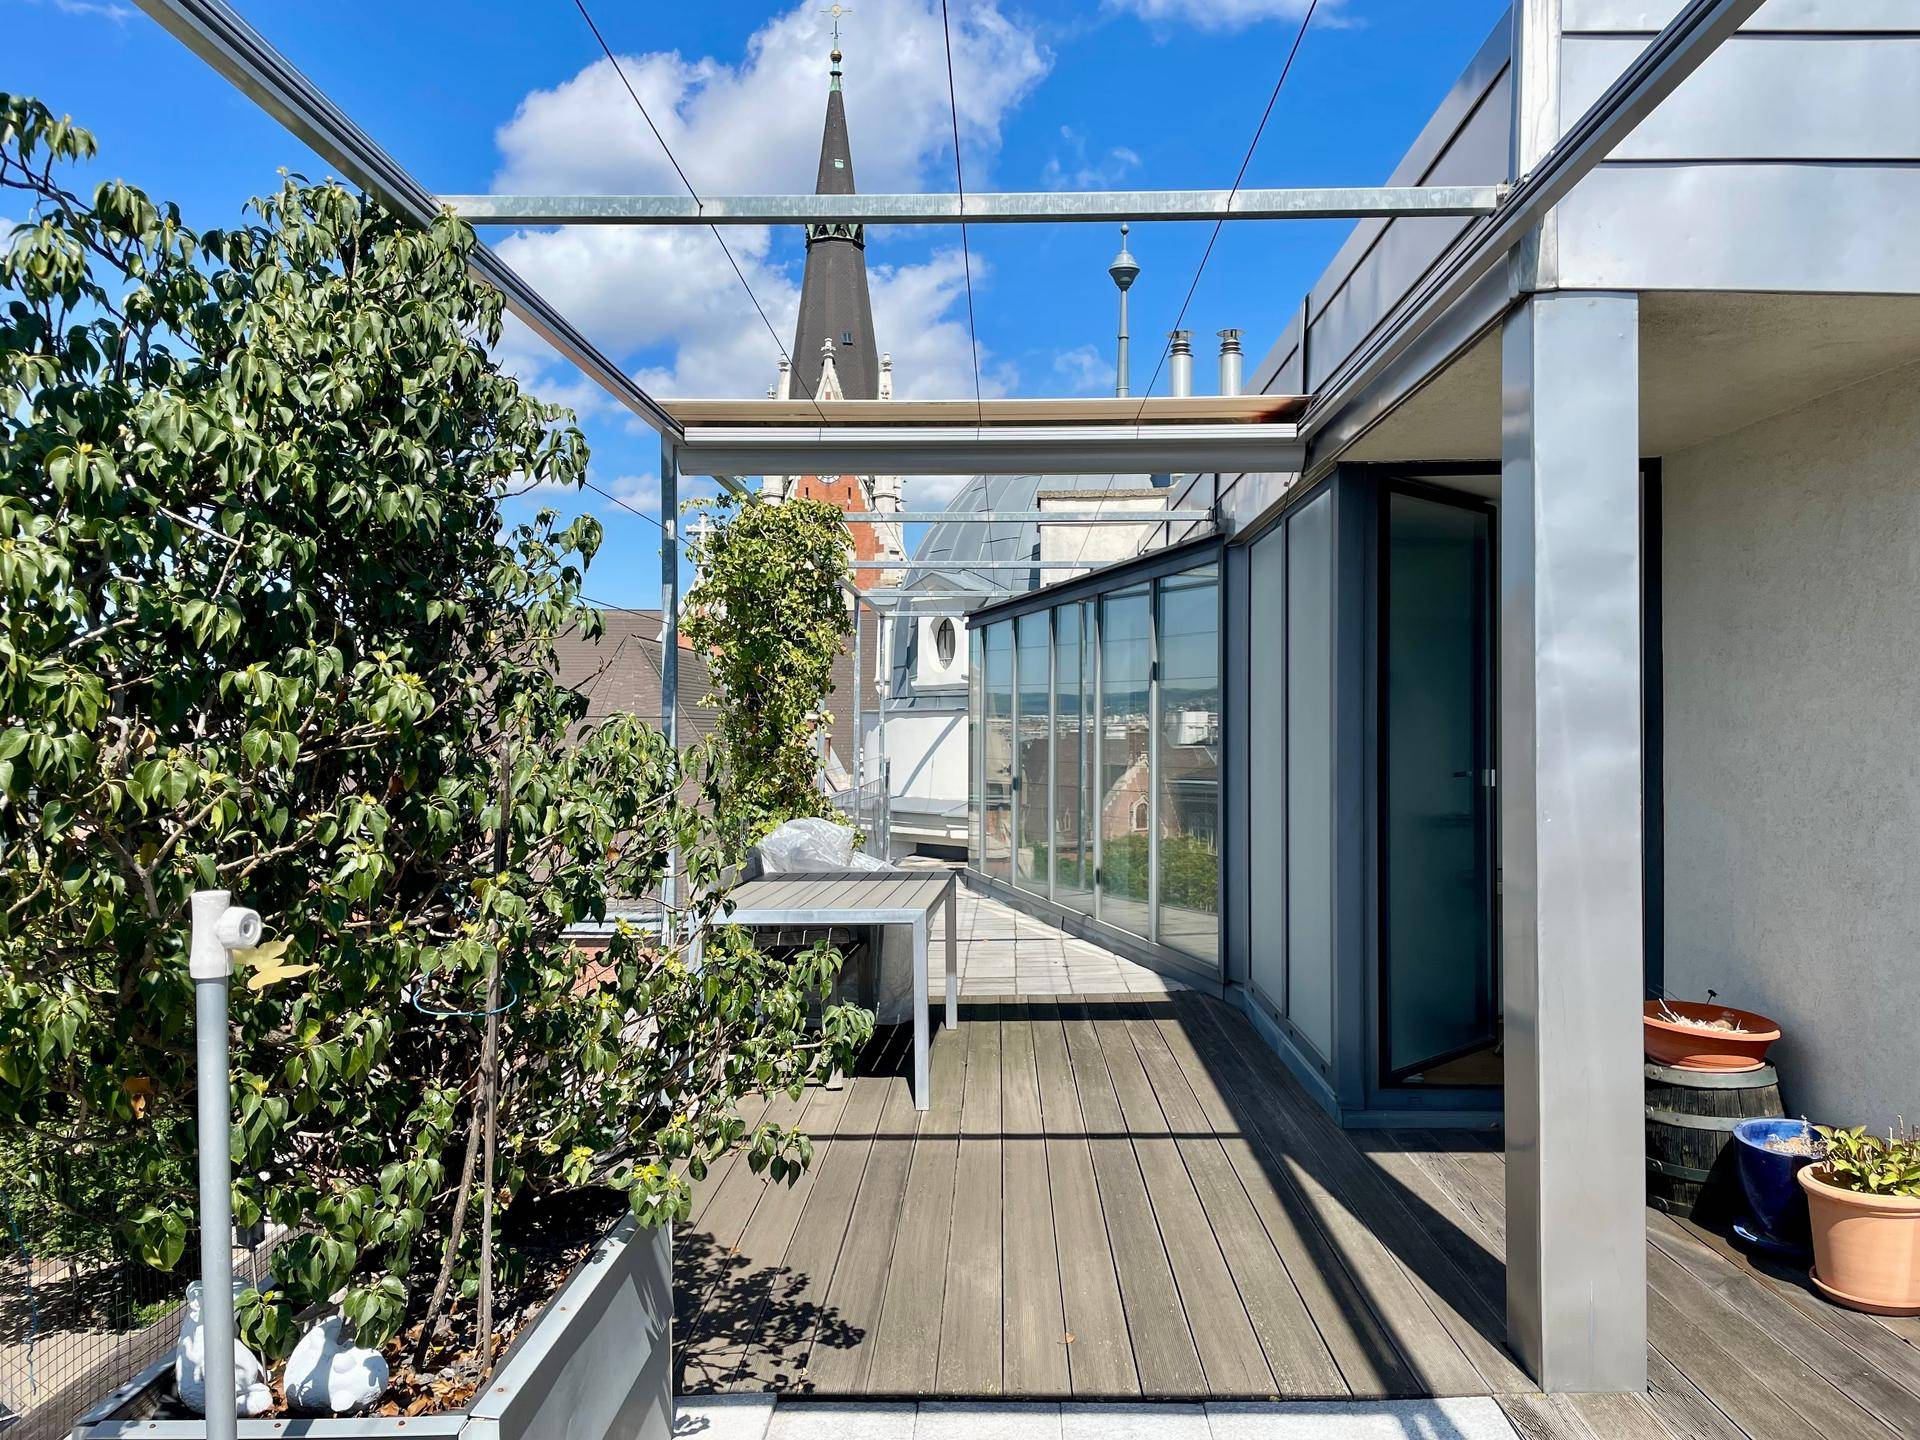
[1661,358,1920,1131]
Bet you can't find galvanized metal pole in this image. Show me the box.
[1109,224,1139,399]
[851,592,863,795]
[660,437,679,944]
[189,890,260,1440]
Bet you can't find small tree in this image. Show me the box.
[681,494,855,841]
[0,96,869,1369]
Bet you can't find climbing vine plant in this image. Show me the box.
[682,493,855,842]
[0,95,870,1373]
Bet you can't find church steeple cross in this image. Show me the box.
[825,3,852,49]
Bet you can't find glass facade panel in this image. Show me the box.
[1053,604,1092,912]
[1286,493,1335,1059]
[982,622,1014,881]
[1097,586,1152,938]
[1157,566,1220,963]
[1248,527,1287,1013]
[1014,611,1051,892]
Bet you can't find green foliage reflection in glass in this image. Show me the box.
[0,95,871,1361]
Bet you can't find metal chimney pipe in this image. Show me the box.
[1168,329,1193,398]
[1108,223,1140,398]
[1217,328,1243,397]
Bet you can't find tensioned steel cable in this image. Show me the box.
[937,0,985,424]
[568,0,832,430]
[1132,0,1319,418]
[1052,0,1320,582]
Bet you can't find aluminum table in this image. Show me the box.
[717,869,959,1109]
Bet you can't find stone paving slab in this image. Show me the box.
[676,1397,1522,1440]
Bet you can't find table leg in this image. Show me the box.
[912,913,929,1111]
[944,885,958,1029]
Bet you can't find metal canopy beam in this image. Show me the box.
[679,425,1302,479]
[441,185,1505,228]
[838,510,1209,525]
[848,559,1102,570]
[131,0,683,440]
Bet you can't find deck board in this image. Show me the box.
[1146,996,1414,1398]
[863,1013,965,1394]
[799,1038,922,1394]
[1092,1004,1275,1395]
[722,1033,902,1393]
[933,1004,1004,1395]
[1124,1009,1346,1396]
[1029,999,1138,1397]
[679,1082,853,1391]
[999,1006,1070,1397]
[677,989,1920,1437]
[1061,998,1208,1396]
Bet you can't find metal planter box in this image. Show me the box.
[70,1219,671,1440]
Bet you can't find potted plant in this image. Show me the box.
[1798,1124,1920,1315]
[1643,993,1782,1070]
[1732,1118,1823,1256]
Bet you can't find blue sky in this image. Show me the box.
[10,0,1508,607]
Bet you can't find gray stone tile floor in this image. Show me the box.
[893,859,1186,997]
[676,1397,1522,1440]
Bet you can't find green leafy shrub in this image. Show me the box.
[0,95,871,1363]
[1816,1125,1920,1199]
[682,494,854,843]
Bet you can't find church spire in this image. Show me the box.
[789,35,878,402]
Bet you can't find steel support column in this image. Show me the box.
[660,438,680,939]
[1500,290,1645,1393]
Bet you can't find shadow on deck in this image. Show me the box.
[673,993,1920,1440]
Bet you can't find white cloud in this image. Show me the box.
[1104,0,1335,32]
[493,3,1048,198]
[22,0,134,21]
[904,474,974,508]
[487,1,1049,408]
[1051,343,1115,396]
[1040,127,1140,191]
[870,248,1010,402]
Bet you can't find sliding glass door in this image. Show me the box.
[1381,488,1497,1084]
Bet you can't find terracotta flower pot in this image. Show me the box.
[1798,1165,1920,1315]
[1642,1000,1781,1071]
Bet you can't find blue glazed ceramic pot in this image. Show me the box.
[1734,1117,1820,1253]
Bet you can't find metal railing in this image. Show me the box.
[828,760,891,861]
[0,1219,285,1440]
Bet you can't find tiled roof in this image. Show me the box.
[548,609,720,743]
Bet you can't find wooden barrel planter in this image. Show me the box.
[1646,1061,1786,1220]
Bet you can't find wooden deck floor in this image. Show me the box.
[673,992,1920,1439]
